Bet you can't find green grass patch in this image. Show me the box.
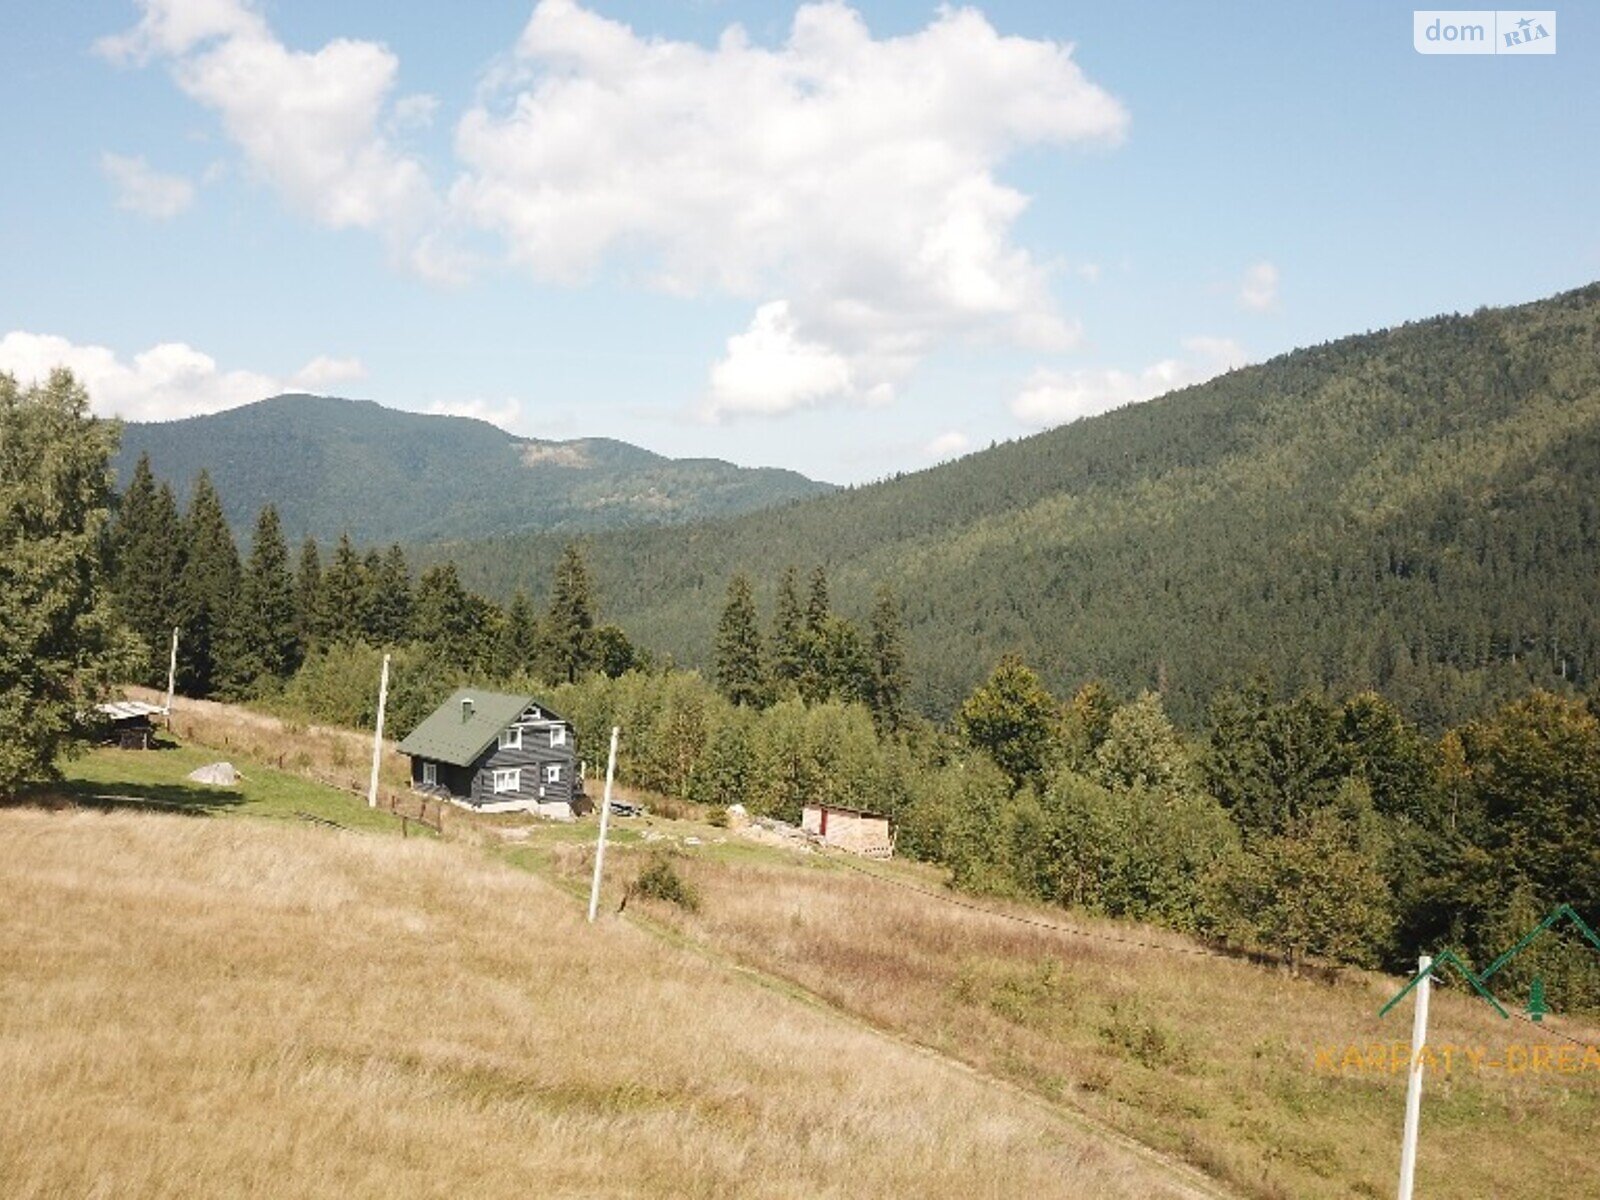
[49,740,406,834]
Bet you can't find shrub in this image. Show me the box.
[630,852,701,912]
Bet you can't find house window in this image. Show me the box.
[492,768,521,795]
[498,726,523,751]
[422,762,437,787]
[550,726,567,748]
[544,764,563,785]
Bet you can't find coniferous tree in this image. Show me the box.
[715,573,768,707]
[799,564,832,702]
[594,624,640,678]
[228,504,298,690]
[770,565,806,695]
[110,454,184,686]
[867,583,909,733]
[413,563,476,667]
[362,543,413,645]
[175,470,240,697]
[0,369,129,793]
[543,542,597,683]
[295,536,323,647]
[319,533,365,644]
[498,589,541,679]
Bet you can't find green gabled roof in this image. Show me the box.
[397,688,535,768]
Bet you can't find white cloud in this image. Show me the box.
[292,355,367,389]
[0,332,371,422]
[706,300,857,418]
[1238,260,1279,311]
[99,1,1131,414]
[0,331,279,422]
[924,431,971,460]
[101,152,195,219]
[1012,336,1249,428]
[423,396,522,431]
[100,0,439,266]
[454,0,1127,415]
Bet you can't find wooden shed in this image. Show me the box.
[801,803,894,858]
[93,699,167,750]
[398,689,587,819]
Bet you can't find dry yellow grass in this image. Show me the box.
[630,852,1600,1200]
[0,809,1213,1199]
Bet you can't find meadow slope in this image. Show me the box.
[0,808,1213,1200]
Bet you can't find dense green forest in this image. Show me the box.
[115,393,831,544]
[430,283,1600,730]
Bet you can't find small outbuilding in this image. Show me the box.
[398,689,586,819]
[93,699,167,750]
[801,803,894,858]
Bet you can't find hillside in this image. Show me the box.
[12,715,1600,1200]
[0,806,1206,1200]
[435,282,1600,728]
[114,393,832,543]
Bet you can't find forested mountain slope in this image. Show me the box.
[115,394,831,543]
[434,283,1600,728]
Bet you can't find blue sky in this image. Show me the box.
[1,1,1595,483]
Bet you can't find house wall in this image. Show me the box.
[469,723,580,812]
[411,757,475,798]
[801,804,894,858]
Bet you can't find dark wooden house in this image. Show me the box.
[398,689,586,819]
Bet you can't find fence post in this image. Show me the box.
[587,727,621,924]
[1396,954,1432,1200]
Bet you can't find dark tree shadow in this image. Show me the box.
[17,778,247,817]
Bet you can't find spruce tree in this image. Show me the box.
[413,563,476,667]
[543,542,597,683]
[295,536,323,648]
[360,543,413,645]
[319,532,365,644]
[498,589,541,679]
[229,504,298,690]
[715,573,768,707]
[110,454,184,686]
[770,565,806,695]
[175,471,240,697]
[868,583,909,733]
[0,369,128,793]
[799,564,832,702]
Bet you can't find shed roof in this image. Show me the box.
[398,689,537,768]
[95,700,166,721]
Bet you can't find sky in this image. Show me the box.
[1,1,1595,484]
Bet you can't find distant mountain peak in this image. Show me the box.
[115,393,831,543]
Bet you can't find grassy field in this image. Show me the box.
[11,708,1599,1199]
[0,808,1210,1200]
[600,847,1600,1200]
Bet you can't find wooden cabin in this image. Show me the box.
[800,803,894,858]
[398,689,586,819]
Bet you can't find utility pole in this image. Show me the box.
[367,653,390,809]
[1397,954,1432,1200]
[587,726,620,923]
[163,627,179,728]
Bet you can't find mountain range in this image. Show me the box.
[427,282,1600,728]
[114,394,832,543]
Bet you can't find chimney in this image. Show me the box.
[461,697,474,722]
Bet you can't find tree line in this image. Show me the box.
[109,453,640,707]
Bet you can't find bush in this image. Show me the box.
[629,852,701,912]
